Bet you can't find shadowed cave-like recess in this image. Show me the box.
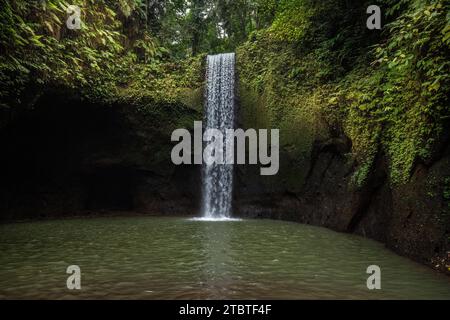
[0,92,200,220]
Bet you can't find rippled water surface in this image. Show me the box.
[0,217,449,299]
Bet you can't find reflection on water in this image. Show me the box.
[0,217,449,299]
[199,220,234,298]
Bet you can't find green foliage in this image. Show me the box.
[237,29,331,174]
[1,0,448,190]
[268,0,313,42]
[238,0,450,188]
[0,0,127,106]
[0,0,203,116]
[348,0,450,184]
[120,54,204,106]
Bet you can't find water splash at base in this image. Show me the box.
[189,217,242,222]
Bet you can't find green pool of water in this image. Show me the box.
[0,216,449,299]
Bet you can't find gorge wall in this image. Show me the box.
[0,82,448,275]
[234,123,450,274]
[231,0,450,274]
[0,91,201,221]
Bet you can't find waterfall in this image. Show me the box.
[202,53,235,219]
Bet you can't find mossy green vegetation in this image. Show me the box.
[238,0,450,187]
[0,0,204,123]
[1,0,449,188]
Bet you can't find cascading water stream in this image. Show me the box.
[201,53,235,220]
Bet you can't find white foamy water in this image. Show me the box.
[189,217,242,222]
[202,53,236,219]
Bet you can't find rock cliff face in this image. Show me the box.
[0,91,201,221]
[234,129,450,274]
[0,89,448,275]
